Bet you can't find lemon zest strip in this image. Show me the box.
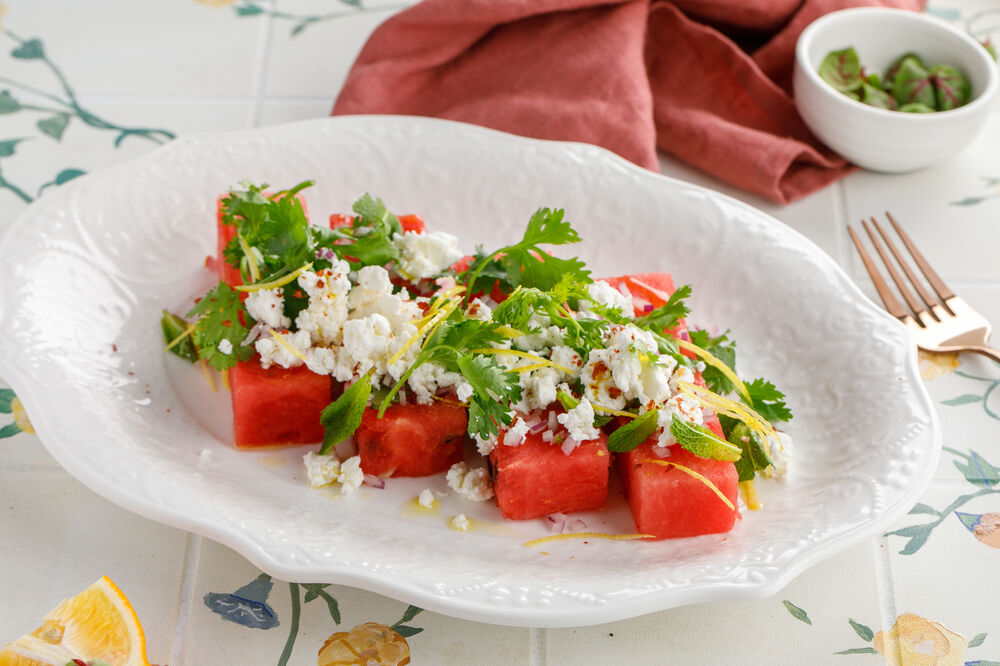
[676,380,777,448]
[237,232,261,283]
[164,320,197,352]
[198,358,217,393]
[468,348,572,374]
[389,294,464,366]
[739,479,762,511]
[220,368,231,392]
[235,262,313,292]
[677,339,751,404]
[639,458,735,511]
[590,403,638,419]
[269,330,308,363]
[524,532,655,548]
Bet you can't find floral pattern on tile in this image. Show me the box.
[0,388,32,439]
[942,369,1000,422]
[219,0,406,37]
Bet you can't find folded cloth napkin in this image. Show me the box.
[332,0,924,204]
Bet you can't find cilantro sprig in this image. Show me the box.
[186,281,255,371]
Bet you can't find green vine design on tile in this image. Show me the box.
[886,448,1000,555]
[942,370,1000,421]
[950,177,1000,208]
[782,601,996,663]
[231,0,410,37]
[0,387,32,439]
[0,27,175,204]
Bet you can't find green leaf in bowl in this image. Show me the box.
[884,52,925,92]
[892,58,936,109]
[819,47,863,93]
[859,82,897,110]
[898,102,936,113]
[929,64,971,110]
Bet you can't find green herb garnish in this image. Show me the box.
[161,309,197,362]
[606,410,659,453]
[670,414,741,462]
[320,370,374,454]
[186,281,255,371]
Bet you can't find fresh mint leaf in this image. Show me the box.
[744,378,793,422]
[606,410,658,453]
[729,422,772,482]
[670,414,741,462]
[187,281,254,371]
[319,373,373,454]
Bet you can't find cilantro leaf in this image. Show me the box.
[745,378,793,422]
[312,193,402,268]
[319,373,373,454]
[606,410,659,453]
[688,328,736,395]
[456,354,521,439]
[257,195,313,273]
[186,282,254,371]
[729,422,772,482]
[670,415,742,462]
[633,284,691,333]
[353,192,403,237]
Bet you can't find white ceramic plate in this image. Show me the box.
[0,116,939,627]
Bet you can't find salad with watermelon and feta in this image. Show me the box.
[162,180,794,541]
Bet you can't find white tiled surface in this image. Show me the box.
[1,1,999,664]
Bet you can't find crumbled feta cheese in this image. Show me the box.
[585,280,634,315]
[418,488,436,508]
[217,338,233,355]
[446,462,494,501]
[763,431,793,479]
[504,417,530,446]
[655,393,704,447]
[255,329,311,369]
[515,366,560,413]
[245,287,291,329]
[393,230,464,279]
[337,455,365,494]
[295,265,351,346]
[581,324,673,409]
[303,451,341,488]
[407,361,473,405]
[342,314,394,376]
[451,513,470,532]
[465,297,492,321]
[557,398,601,442]
[549,345,583,377]
[513,321,564,352]
[475,435,496,456]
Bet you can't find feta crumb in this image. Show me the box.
[256,329,311,369]
[418,488,436,508]
[504,416,530,446]
[245,287,291,329]
[763,431,793,479]
[446,462,494,501]
[586,280,634,315]
[393,230,464,279]
[655,393,704,447]
[465,297,493,321]
[475,435,496,456]
[337,455,365,494]
[557,398,600,442]
[217,338,233,355]
[451,513,470,531]
[303,451,341,488]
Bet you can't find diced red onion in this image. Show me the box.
[561,435,579,456]
[547,411,558,430]
[569,518,587,532]
[363,474,385,489]
[506,431,525,447]
[541,430,554,443]
[547,512,567,533]
[241,322,270,347]
[529,420,548,435]
[642,304,655,313]
[398,389,407,406]
[652,445,671,458]
[679,330,691,342]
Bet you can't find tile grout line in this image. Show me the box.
[529,627,546,665]
[832,178,852,270]
[249,0,277,128]
[873,535,897,636]
[168,533,203,666]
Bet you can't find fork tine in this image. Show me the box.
[886,212,957,305]
[861,219,928,320]
[869,217,941,321]
[847,224,910,320]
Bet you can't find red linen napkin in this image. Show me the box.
[332,0,924,204]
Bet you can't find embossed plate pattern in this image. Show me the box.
[0,116,939,627]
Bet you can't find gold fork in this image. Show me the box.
[848,213,1000,364]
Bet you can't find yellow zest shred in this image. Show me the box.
[237,232,261,283]
[235,262,313,292]
[220,368,231,392]
[390,293,464,366]
[469,348,572,374]
[739,480,761,510]
[676,380,777,449]
[639,458,736,511]
[269,329,308,363]
[524,532,655,548]
[590,403,638,419]
[198,358,217,393]
[677,339,751,404]
[431,395,469,407]
[496,325,523,339]
[164,320,197,352]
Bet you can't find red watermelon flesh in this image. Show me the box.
[489,424,611,520]
[617,414,738,540]
[355,402,468,477]
[216,197,242,287]
[229,360,332,447]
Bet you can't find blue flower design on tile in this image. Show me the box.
[204,573,280,629]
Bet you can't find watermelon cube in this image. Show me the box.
[617,422,738,540]
[489,428,611,520]
[216,197,242,288]
[355,402,468,477]
[229,361,332,447]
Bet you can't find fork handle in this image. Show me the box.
[968,346,1000,365]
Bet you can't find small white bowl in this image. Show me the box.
[794,8,998,173]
